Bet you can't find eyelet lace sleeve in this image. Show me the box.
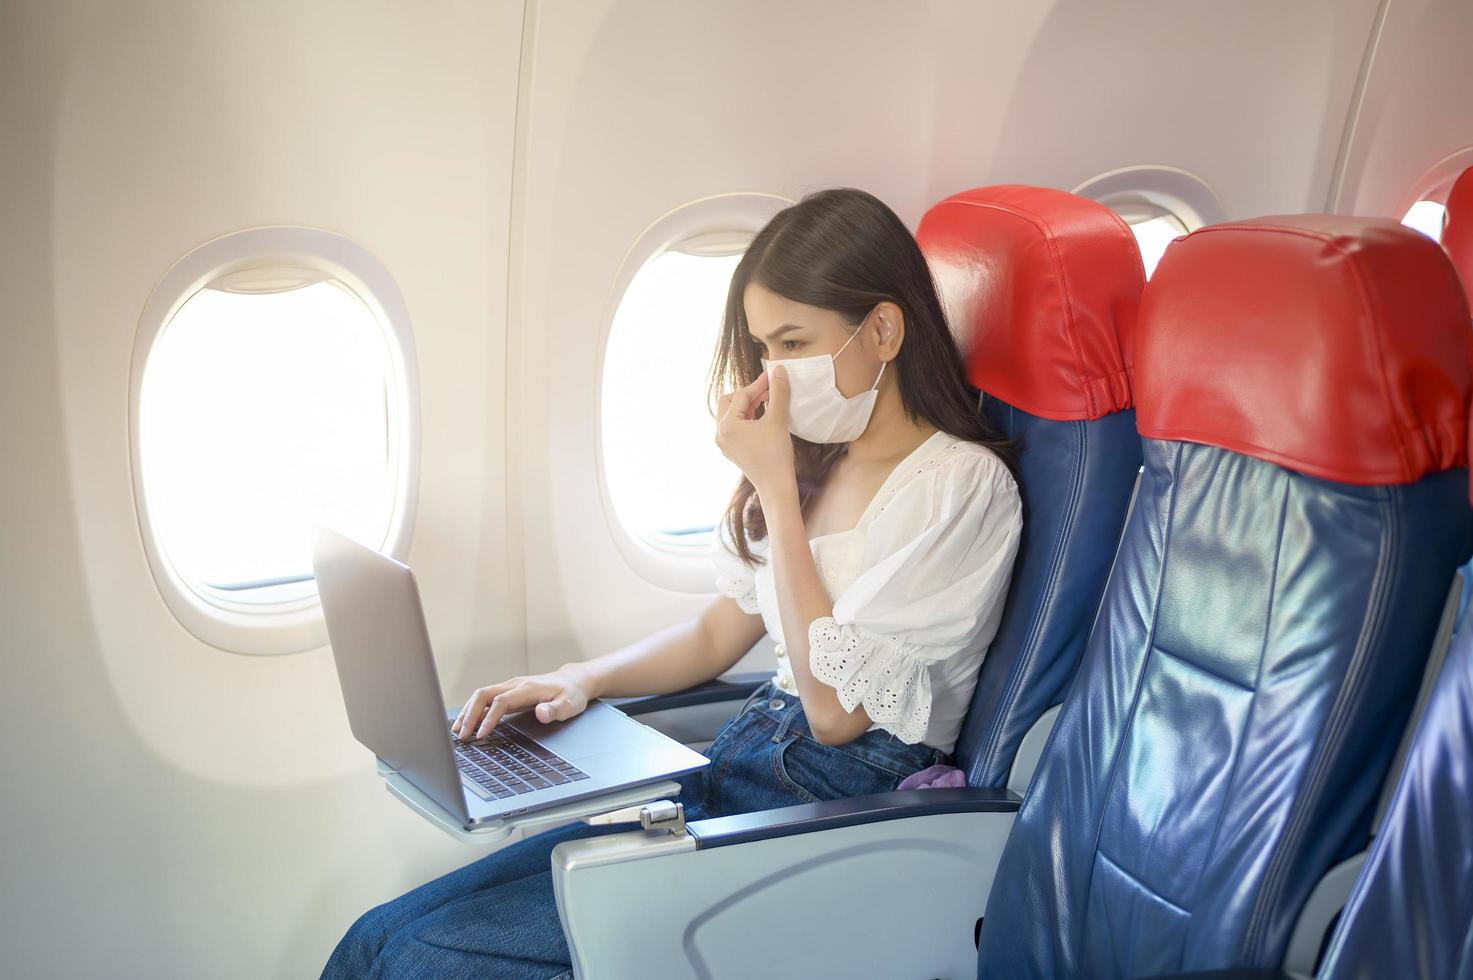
[709,520,760,614]
[804,446,1023,747]
[809,618,933,743]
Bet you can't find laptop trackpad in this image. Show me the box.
[506,701,652,755]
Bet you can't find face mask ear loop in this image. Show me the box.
[834,324,863,360]
[832,320,885,393]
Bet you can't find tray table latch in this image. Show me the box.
[583,798,687,836]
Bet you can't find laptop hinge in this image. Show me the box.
[583,798,688,836]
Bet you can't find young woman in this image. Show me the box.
[321,187,1024,979]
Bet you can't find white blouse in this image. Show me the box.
[709,429,1023,756]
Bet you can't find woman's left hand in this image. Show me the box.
[715,365,795,498]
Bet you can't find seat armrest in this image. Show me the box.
[553,788,1020,978]
[602,671,769,716]
[687,786,1020,849]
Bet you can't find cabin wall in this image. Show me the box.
[512,0,1382,684]
[937,1,1380,218]
[0,1,1460,977]
[2,2,525,976]
[1334,0,1473,215]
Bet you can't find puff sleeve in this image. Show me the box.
[807,447,1023,744]
[709,518,761,614]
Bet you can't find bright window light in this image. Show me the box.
[602,249,743,543]
[1401,200,1447,243]
[140,280,398,600]
[1128,213,1188,279]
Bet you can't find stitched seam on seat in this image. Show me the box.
[1151,644,1257,694]
[1339,239,1414,481]
[1096,846,1193,918]
[1072,440,1186,968]
[1244,483,1397,961]
[1184,472,1289,940]
[1452,917,1473,979]
[940,198,1094,414]
[977,418,1086,781]
[1012,200,1093,416]
[1320,624,1448,973]
[1132,425,1414,485]
[1245,484,1397,959]
[1059,448,1143,726]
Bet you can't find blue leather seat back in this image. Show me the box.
[1319,576,1473,980]
[955,397,1140,786]
[978,214,1473,978]
[1444,165,1473,634]
[917,185,1145,787]
[979,441,1470,978]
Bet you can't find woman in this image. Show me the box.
[321,187,1024,979]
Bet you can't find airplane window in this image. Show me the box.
[1401,200,1448,243]
[1073,168,1220,281]
[139,277,402,604]
[1123,211,1188,279]
[601,247,743,545]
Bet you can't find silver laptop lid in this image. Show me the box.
[311,524,469,822]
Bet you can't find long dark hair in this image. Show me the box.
[708,187,1017,565]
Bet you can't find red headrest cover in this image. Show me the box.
[1443,166,1473,305]
[1137,214,1472,485]
[916,185,1144,421]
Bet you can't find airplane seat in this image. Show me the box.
[1312,423,1473,980]
[1441,165,1473,633]
[1158,418,1473,980]
[1443,164,1473,304]
[916,184,1145,791]
[977,214,1473,979]
[549,187,1148,978]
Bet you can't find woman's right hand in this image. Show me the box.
[451,666,595,741]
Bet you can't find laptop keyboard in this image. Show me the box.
[450,725,590,800]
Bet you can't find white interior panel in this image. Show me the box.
[3,2,524,976]
[0,0,1455,976]
[1333,0,1473,215]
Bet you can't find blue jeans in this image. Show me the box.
[321,678,949,978]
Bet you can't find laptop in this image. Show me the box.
[312,524,711,829]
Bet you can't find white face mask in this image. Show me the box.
[761,322,886,443]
